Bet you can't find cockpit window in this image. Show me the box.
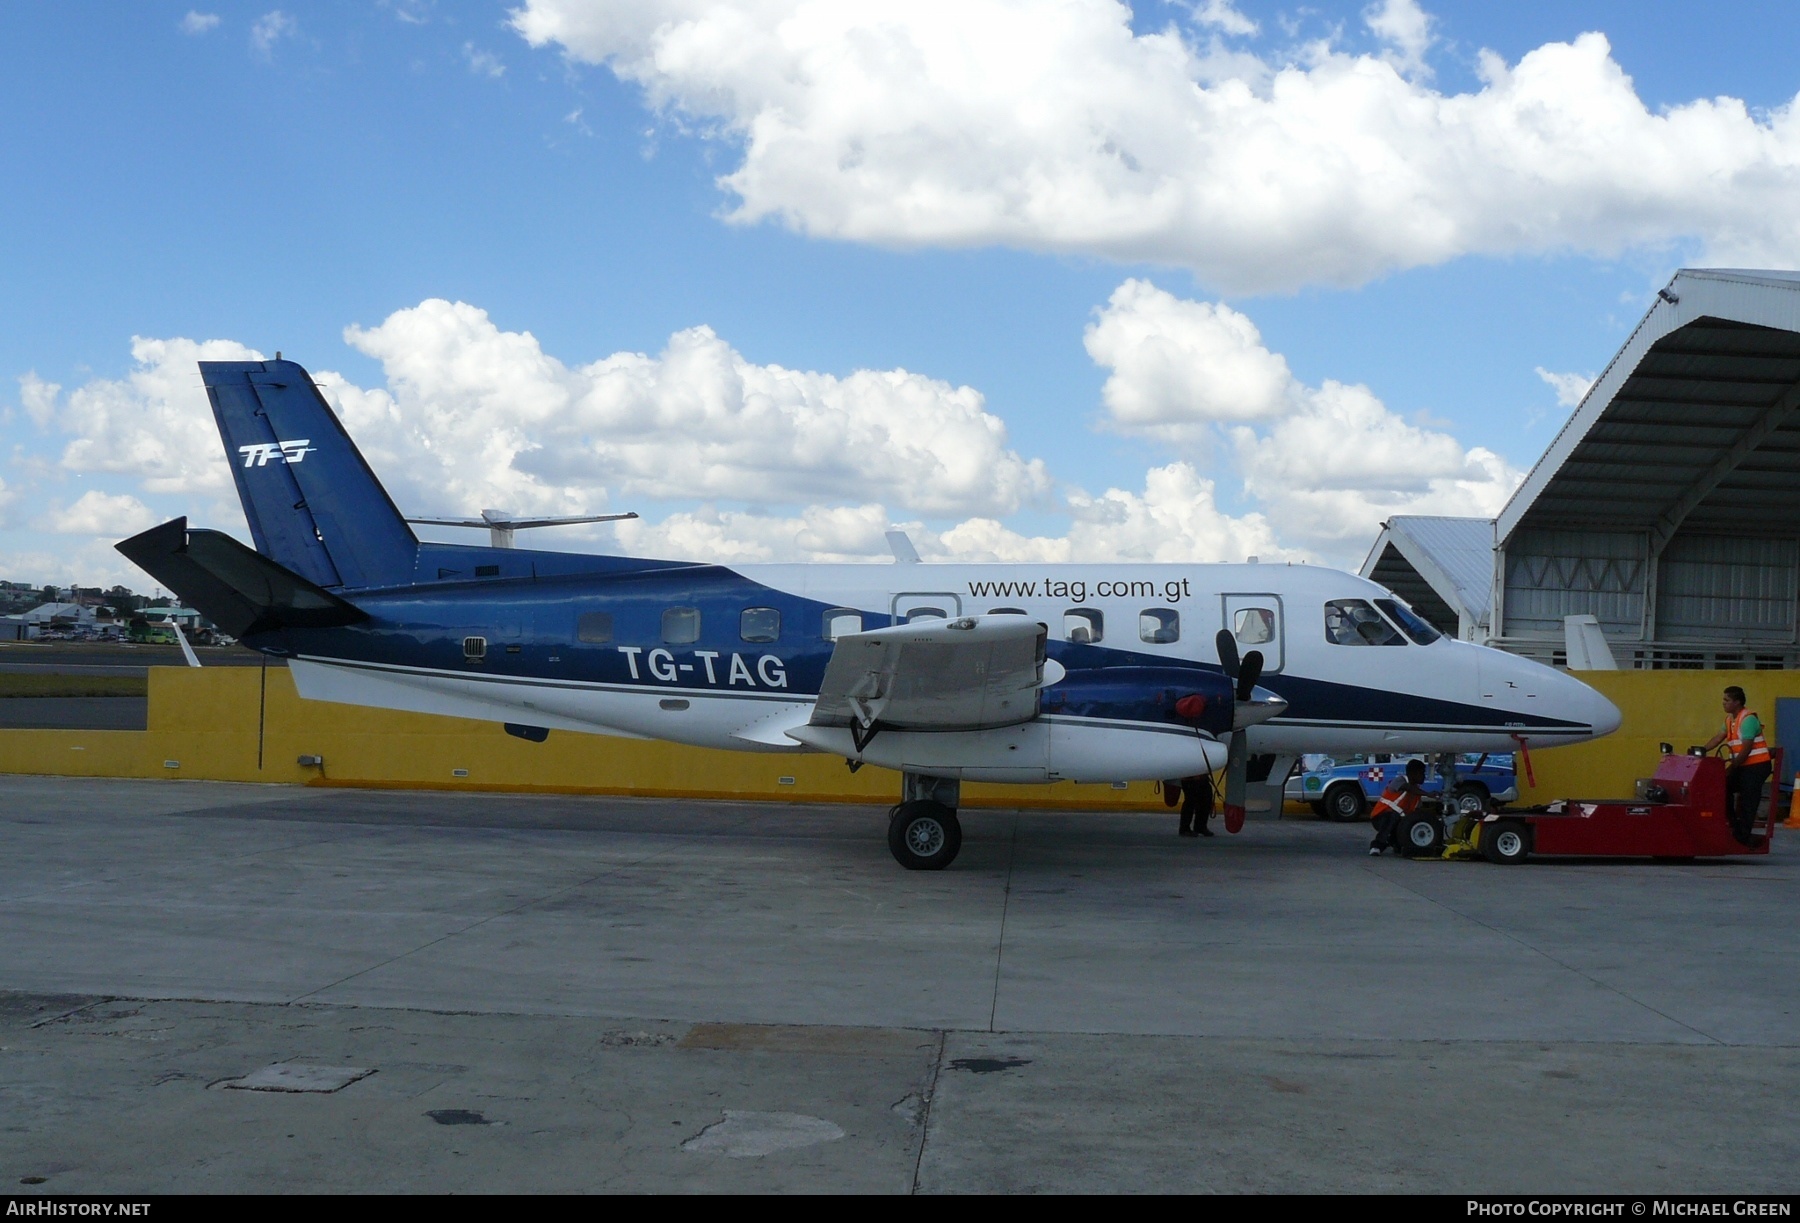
[1374,597,1442,645]
[1324,599,1406,646]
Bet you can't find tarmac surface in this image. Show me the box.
[2,774,1797,1194]
[0,642,270,676]
[0,697,146,730]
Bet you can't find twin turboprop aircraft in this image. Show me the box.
[119,359,1622,869]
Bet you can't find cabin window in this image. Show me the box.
[1140,608,1180,644]
[823,609,862,640]
[1234,607,1275,645]
[1374,597,1442,645]
[662,606,700,645]
[988,607,1029,616]
[906,606,947,623]
[1064,609,1103,644]
[576,612,612,643]
[462,636,486,661]
[740,607,781,643]
[1324,599,1405,646]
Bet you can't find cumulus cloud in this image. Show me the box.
[1190,0,1257,38]
[250,10,295,55]
[42,336,263,496]
[601,464,1288,566]
[1231,382,1517,548]
[37,491,158,537]
[1364,0,1433,79]
[1085,279,1293,440]
[336,299,1049,520]
[1088,278,1519,551]
[1535,366,1594,408]
[180,11,220,35]
[511,1,1800,291]
[464,42,505,77]
[23,289,1509,575]
[612,503,892,564]
[19,373,60,428]
[935,462,1293,564]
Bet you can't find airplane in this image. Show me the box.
[118,358,1622,870]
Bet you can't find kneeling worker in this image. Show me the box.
[1700,685,1773,846]
[1369,759,1427,856]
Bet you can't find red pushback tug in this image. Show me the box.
[1463,748,1783,865]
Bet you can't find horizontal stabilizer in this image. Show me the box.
[116,517,367,638]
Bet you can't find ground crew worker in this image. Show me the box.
[1700,685,1772,846]
[1178,773,1216,838]
[1368,759,1427,856]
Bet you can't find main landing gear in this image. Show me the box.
[888,773,963,870]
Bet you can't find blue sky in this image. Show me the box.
[4,1,1799,587]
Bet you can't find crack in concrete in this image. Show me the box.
[909,1030,947,1195]
[988,814,1019,1034]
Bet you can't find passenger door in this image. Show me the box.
[1221,592,1284,673]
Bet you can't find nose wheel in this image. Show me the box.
[888,801,962,870]
[1395,813,1446,858]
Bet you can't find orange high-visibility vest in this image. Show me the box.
[1726,709,1772,767]
[1372,781,1421,820]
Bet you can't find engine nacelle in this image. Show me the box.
[1041,666,1235,737]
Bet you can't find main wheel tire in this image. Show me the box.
[888,801,962,870]
[1482,819,1530,865]
[1396,813,1445,858]
[1451,784,1490,819]
[1323,784,1366,822]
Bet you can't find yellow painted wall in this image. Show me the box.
[1517,669,1800,802]
[5,664,1792,810]
[0,666,1169,810]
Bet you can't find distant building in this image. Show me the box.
[21,602,98,626]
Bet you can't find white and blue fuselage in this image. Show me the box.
[278,551,1621,785]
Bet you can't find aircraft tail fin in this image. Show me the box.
[200,358,417,590]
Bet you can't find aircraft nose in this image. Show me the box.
[1558,670,1622,739]
[1588,686,1623,738]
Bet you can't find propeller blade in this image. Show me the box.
[1236,649,1264,703]
[1223,730,1248,834]
[1215,629,1240,679]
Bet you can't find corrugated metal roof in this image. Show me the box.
[1385,516,1494,618]
[1498,268,1800,545]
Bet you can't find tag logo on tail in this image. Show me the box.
[239,439,315,467]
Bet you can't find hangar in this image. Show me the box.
[1365,268,1800,670]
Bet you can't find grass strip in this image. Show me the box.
[0,674,148,698]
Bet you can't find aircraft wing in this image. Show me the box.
[809,615,1061,735]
